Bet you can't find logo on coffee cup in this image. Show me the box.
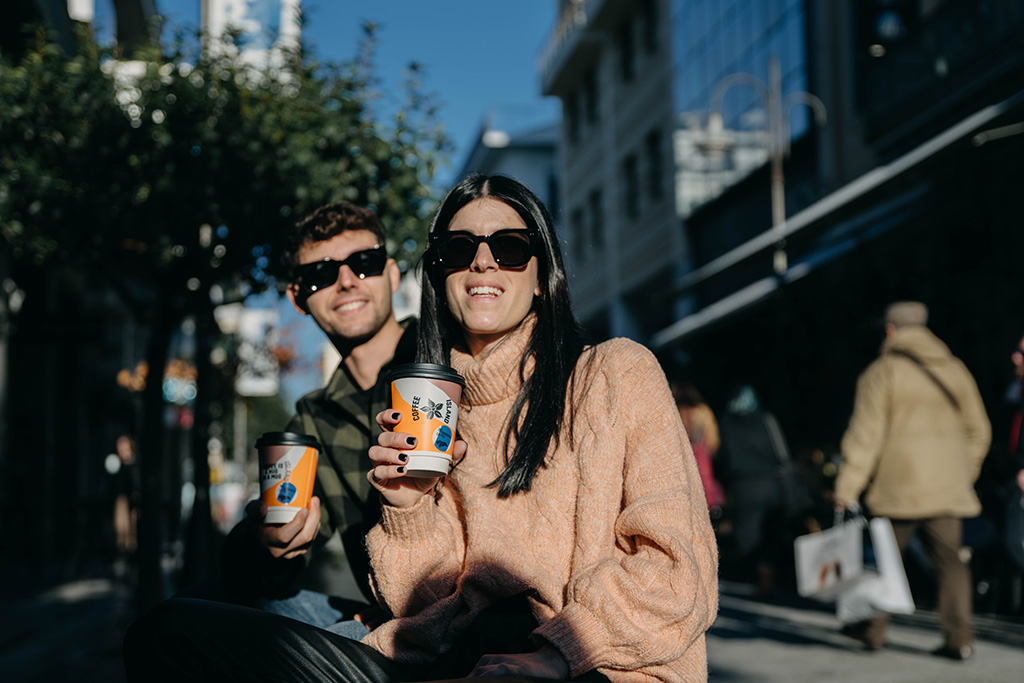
[433,424,453,451]
[276,481,297,504]
[411,394,454,425]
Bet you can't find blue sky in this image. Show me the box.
[97,0,559,182]
[92,1,561,403]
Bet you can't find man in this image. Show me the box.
[835,301,991,659]
[220,201,416,635]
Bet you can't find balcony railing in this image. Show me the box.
[538,0,599,89]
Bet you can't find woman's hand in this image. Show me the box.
[368,409,466,509]
[470,646,570,679]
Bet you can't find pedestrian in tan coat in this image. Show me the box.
[835,301,991,659]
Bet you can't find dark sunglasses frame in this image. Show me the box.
[429,228,540,269]
[292,245,387,293]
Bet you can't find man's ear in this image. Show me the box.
[387,258,401,294]
[285,283,309,315]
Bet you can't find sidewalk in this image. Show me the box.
[708,582,1024,682]
[0,578,132,683]
[3,577,1023,682]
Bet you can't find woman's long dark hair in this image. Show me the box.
[417,174,587,497]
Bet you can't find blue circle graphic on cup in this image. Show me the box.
[276,481,297,504]
[433,425,453,451]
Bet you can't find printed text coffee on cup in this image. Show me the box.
[256,432,321,524]
[388,363,465,477]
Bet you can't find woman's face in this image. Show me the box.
[443,197,541,356]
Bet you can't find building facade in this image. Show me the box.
[650,0,1024,442]
[542,0,683,340]
[457,109,560,214]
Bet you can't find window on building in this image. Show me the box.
[570,207,585,261]
[641,0,658,54]
[583,67,599,125]
[547,173,560,224]
[588,190,604,249]
[565,91,580,144]
[622,154,640,219]
[644,128,664,201]
[618,18,635,82]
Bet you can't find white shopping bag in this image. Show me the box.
[794,517,866,599]
[837,517,915,623]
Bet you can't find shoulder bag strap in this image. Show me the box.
[763,412,792,465]
[889,348,961,413]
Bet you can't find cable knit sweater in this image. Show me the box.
[363,321,719,683]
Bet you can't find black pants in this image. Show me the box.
[124,597,611,683]
[124,598,405,682]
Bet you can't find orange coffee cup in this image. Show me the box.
[255,431,320,524]
[388,363,465,477]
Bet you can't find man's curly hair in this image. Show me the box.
[284,201,386,269]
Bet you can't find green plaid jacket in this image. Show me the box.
[221,319,417,602]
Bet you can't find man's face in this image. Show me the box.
[287,230,400,347]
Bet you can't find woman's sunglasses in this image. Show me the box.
[429,229,539,269]
[292,245,387,293]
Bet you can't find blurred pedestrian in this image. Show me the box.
[672,382,726,518]
[110,435,138,558]
[1008,335,1024,492]
[717,384,799,599]
[1004,335,1024,575]
[834,301,991,659]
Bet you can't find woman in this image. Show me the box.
[363,174,717,681]
[671,383,725,515]
[123,175,717,682]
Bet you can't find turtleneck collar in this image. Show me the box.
[450,313,537,406]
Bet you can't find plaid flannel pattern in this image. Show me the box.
[284,318,417,596]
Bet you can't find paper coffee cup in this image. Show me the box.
[388,363,465,477]
[255,431,321,524]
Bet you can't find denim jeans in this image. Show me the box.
[174,579,371,640]
[256,589,371,640]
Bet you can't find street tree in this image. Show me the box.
[0,23,450,607]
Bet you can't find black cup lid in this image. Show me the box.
[388,362,465,387]
[255,431,321,450]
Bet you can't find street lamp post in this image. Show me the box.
[706,56,827,275]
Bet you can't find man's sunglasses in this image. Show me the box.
[429,229,539,269]
[292,245,387,293]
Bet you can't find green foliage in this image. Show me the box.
[0,22,450,307]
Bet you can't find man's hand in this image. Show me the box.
[245,496,321,560]
[470,645,570,680]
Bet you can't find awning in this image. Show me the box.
[650,90,1023,350]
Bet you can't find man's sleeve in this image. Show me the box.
[956,363,992,482]
[220,516,308,601]
[835,362,890,507]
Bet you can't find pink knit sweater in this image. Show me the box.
[363,320,718,683]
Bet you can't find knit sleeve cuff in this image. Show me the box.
[532,602,615,677]
[377,493,438,541]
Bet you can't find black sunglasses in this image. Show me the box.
[429,229,539,269]
[293,245,387,293]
